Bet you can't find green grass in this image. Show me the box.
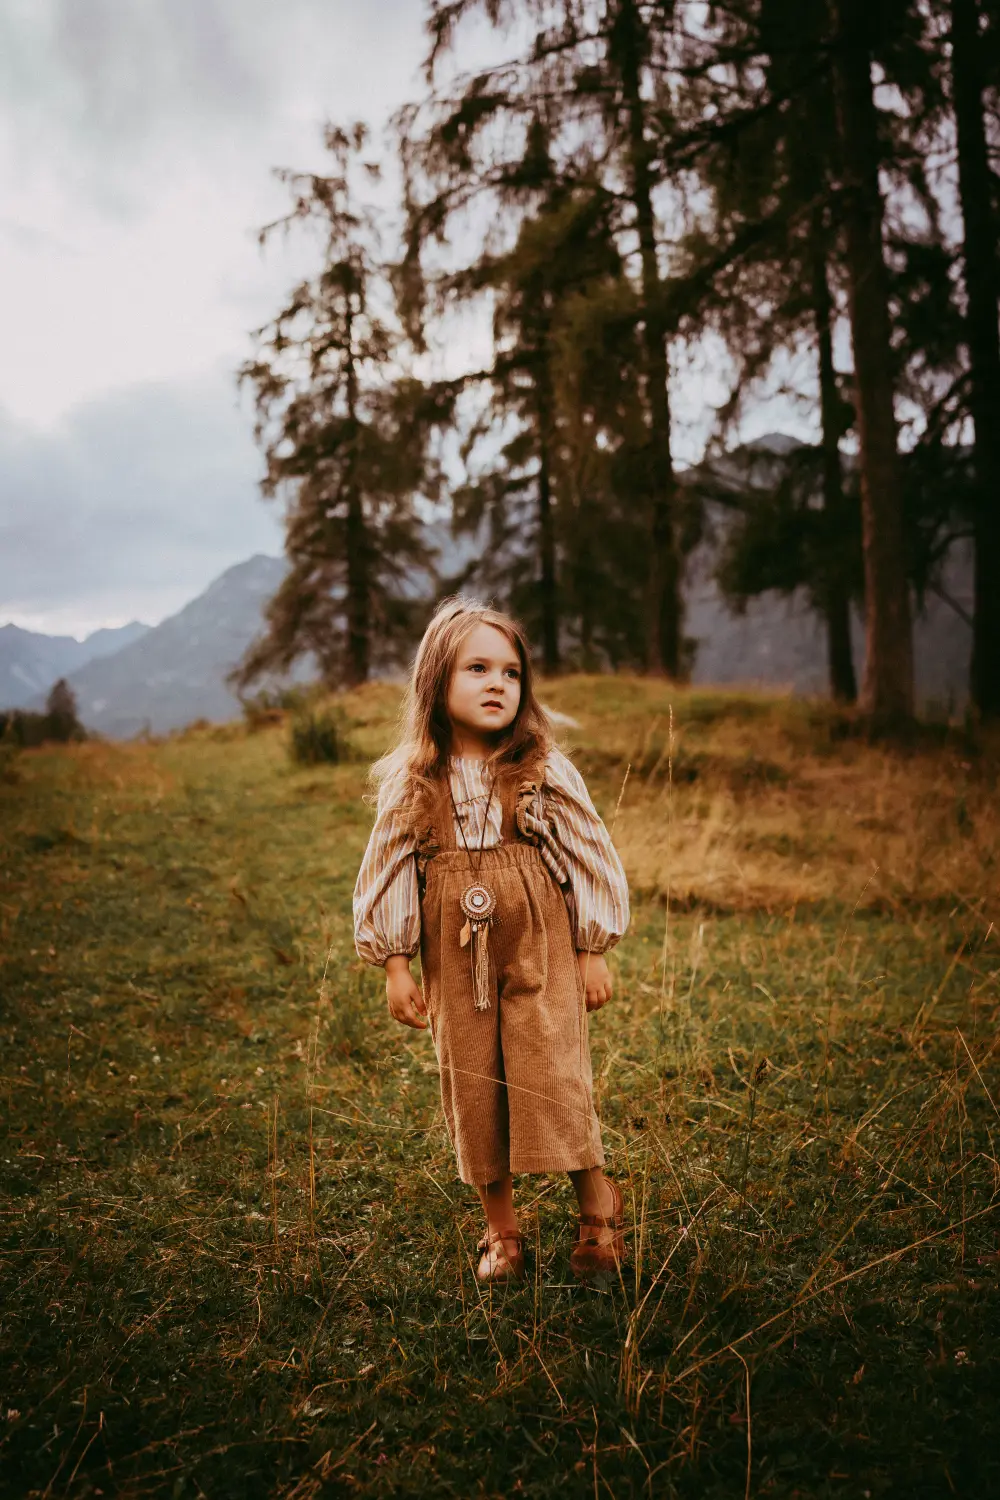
[0,683,997,1498]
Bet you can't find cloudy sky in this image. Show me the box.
[0,0,440,636]
[1,1,797,641]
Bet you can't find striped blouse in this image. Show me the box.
[353,747,630,966]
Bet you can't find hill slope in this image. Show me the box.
[63,555,290,736]
[0,620,149,709]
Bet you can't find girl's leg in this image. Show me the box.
[476,1173,518,1233]
[569,1166,618,1247]
[475,1174,523,1275]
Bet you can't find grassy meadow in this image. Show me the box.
[1,679,998,1498]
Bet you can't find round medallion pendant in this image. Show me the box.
[460,883,497,922]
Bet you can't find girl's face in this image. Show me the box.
[445,622,522,753]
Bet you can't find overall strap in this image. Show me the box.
[431,773,460,852]
[418,764,490,856]
[412,773,454,888]
[500,752,548,844]
[498,769,520,843]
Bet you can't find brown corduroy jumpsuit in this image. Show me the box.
[417,773,605,1187]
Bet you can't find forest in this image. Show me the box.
[235,0,1000,727]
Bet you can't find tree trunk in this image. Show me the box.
[831,0,913,724]
[576,485,597,670]
[534,338,561,674]
[343,306,370,686]
[536,403,560,675]
[812,235,858,703]
[614,0,681,677]
[951,0,1000,720]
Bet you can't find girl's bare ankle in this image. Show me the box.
[571,1167,611,1218]
[486,1219,520,1239]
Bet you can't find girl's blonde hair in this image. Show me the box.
[370,595,553,818]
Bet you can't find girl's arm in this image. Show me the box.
[540,747,631,957]
[352,777,421,968]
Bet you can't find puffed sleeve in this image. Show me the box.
[352,774,420,966]
[539,747,630,954]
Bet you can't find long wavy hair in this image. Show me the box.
[370,596,553,822]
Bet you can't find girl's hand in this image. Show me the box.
[385,955,428,1030]
[578,951,612,1012]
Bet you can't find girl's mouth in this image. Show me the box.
[482,701,503,711]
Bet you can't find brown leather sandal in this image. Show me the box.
[476,1227,526,1284]
[570,1177,627,1280]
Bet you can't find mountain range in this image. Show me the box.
[0,619,150,710]
[21,554,295,738]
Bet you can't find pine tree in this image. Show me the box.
[447,140,634,670]
[45,679,82,743]
[674,0,860,699]
[551,252,653,669]
[949,0,1000,718]
[709,441,864,672]
[401,0,689,675]
[678,0,965,711]
[830,0,914,723]
[236,124,448,690]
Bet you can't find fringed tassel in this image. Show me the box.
[459,883,497,1012]
[471,918,493,1011]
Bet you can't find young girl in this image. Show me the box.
[353,597,630,1283]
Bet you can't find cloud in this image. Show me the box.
[0,0,423,211]
[0,373,283,635]
[0,0,429,635]
[0,1,427,425]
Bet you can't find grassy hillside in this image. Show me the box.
[1,680,997,1498]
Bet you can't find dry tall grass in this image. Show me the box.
[534,678,999,915]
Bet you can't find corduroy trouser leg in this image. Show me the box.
[420,842,605,1186]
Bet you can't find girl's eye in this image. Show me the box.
[465,661,518,678]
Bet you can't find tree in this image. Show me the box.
[949,0,1000,718]
[551,251,654,669]
[236,124,449,691]
[448,143,635,671]
[668,0,965,710]
[609,0,682,676]
[706,440,863,692]
[830,0,914,723]
[45,679,83,743]
[401,0,688,676]
[672,0,860,699]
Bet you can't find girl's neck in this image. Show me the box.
[447,728,496,761]
[449,744,490,762]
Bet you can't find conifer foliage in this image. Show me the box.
[398,0,690,675]
[235,125,448,690]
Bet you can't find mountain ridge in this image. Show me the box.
[49,554,294,738]
[0,619,150,709]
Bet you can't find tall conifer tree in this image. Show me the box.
[831,0,914,723]
[449,153,631,670]
[949,0,1000,718]
[236,125,447,689]
[402,0,687,675]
